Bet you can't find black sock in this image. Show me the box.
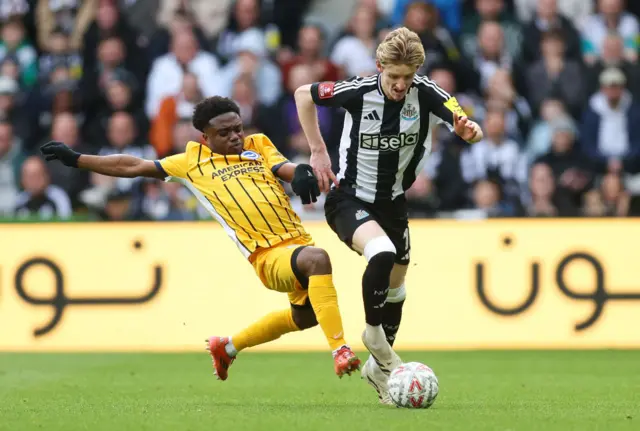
[382,300,404,346]
[362,252,395,326]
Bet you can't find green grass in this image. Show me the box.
[1,351,639,431]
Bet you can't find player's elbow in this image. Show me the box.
[294,84,312,104]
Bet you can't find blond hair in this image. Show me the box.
[376,27,425,68]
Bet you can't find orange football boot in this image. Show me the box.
[334,346,361,378]
[205,336,235,381]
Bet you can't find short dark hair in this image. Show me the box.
[192,96,240,132]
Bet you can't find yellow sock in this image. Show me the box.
[232,309,300,352]
[308,274,347,351]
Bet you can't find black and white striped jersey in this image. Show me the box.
[310,73,465,203]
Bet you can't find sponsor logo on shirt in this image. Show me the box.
[359,133,419,151]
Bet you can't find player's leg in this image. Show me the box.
[294,246,361,376]
[383,263,408,346]
[206,245,314,381]
[351,221,402,373]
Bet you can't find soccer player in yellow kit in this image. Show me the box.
[40,96,361,380]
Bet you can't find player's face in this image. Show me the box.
[378,62,418,101]
[205,112,244,155]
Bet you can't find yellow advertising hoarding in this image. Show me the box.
[1,220,639,351]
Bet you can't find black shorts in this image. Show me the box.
[324,188,410,265]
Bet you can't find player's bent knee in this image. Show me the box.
[386,284,407,303]
[291,306,318,330]
[363,236,396,265]
[296,247,332,276]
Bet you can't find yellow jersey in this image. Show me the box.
[155,134,312,259]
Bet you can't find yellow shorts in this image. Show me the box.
[250,237,315,306]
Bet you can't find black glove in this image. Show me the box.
[291,164,321,205]
[40,141,81,167]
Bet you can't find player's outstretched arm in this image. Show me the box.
[294,84,338,192]
[40,141,165,179]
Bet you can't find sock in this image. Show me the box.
[231,309,300,352]
[382,300,404,346]
[225,338,238,357]
[308,274,347,351]
[362,252,395,326]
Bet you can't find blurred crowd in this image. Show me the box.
[1,0,640,222]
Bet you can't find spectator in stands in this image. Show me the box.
[46,113,91,205]
[462,107,525,202]
[215,0,263,64]
[0,121,24,216]
[473,21,513,93]
[26,64,80,147]
[281,24,338,90]
[403,1,459,73]
[119,0,163,43]
[514,0,593,30]
[461,0,522,61]
[150,72,202,158]
[82,0,146,88]
[215,28,281,107]
[485,69,532,143]
[392,0,462,34]
[581,0,639,65]
[525,162,560,217]
[80,35,138,118]
[87,70,147,148]
[14,155,72,220]
[0,16,37,87]
[231,73,279,142]
[0,75,29,143]
[331,5,378,77]
[38,26,82,84]
[36,0,96,52]
[138,180,197,221]
[520,0,582,65]
[0,1,29,23]
[526,98,568,160]
[525,29,584,118]
[534,116,592,214]
[586,32,640,98]
[581,67,640,174]
[158,0,232,47]
[91,111,156,194]
[145,29,219,118]
[148,8,209,62]
[583,172,631,216]
[471,178,514,217]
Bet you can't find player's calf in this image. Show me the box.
[361,236,402,374]
[295,246,360,376]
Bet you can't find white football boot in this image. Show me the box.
[361,355,394,405]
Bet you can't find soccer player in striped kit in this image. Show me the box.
[295,27,483,404]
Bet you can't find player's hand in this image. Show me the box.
[291,164,321,204]
[453,114,482,143]
[310,150,338,193]
[40,141,81,167]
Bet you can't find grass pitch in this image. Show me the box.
[1,350,639,431]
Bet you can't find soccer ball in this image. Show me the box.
[387,362,439,409]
